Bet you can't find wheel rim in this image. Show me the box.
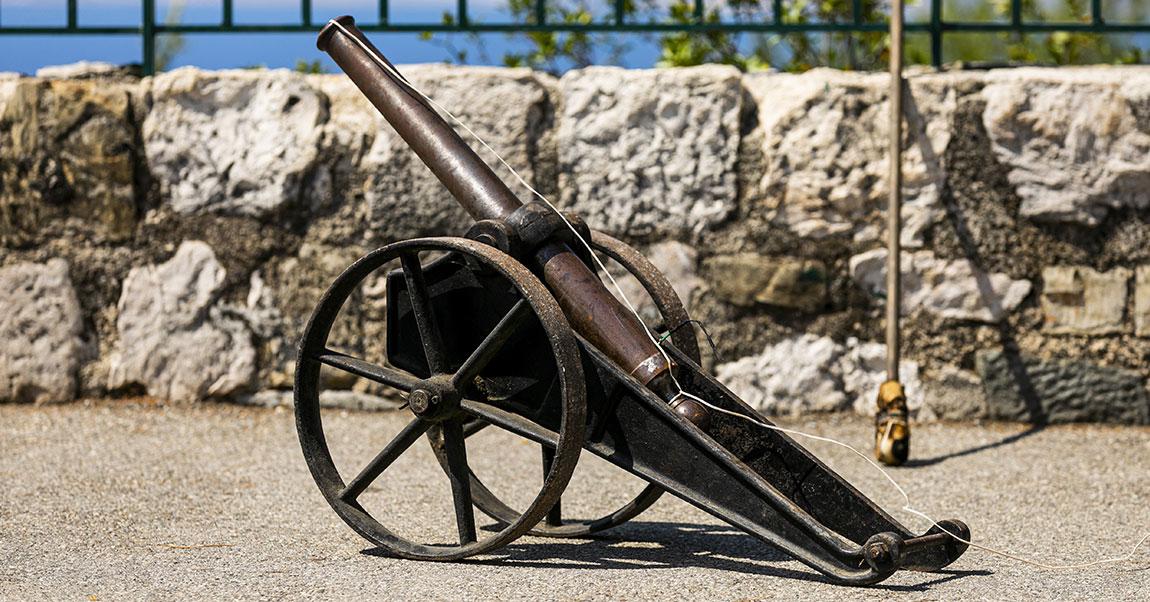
[295,237,586,560]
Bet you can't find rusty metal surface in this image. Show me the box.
[319,17,673,401]
[456,231,703,538]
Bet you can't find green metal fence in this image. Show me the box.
[0,0,1148,75]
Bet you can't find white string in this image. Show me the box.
[329,19,1150,572]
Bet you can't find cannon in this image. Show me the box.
[294,16,970,585]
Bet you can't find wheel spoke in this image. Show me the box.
[339,418,431,501]
[314,349,419,391]
[542,447,562,526]
[400,252,448,374]
[442,418,477,545]
[462,417,490,438]
[460,399,559,448]
[452,299,532,390]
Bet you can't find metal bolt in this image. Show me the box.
[409,390,430,414]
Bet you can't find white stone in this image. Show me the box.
[108,241,256,401]
[714,334,849,417]
[1136,266,1150,337]
[743,70,975,246]
[982,67,1150,225]
[36,61,124,79]
[144,67,325,216]
[312,66,556,241]
[839,338,925,418]
[558,66,742,241]
[1040,265,1130,335]
[714,334,931,420]
[0,72,23,118]
[849,248,1032,323]
[0,259,85,403]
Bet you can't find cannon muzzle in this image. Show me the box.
[318,16,523,222]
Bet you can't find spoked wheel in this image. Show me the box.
[295,237,586,560]
[446,231,703,538]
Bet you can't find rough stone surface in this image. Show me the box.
[982,67,1150,226]
[0,78,141,245]
[976,349,1150,424]
[714,334,926,419]
[850,248,1032,322]
[839,338,926,418]
[3,63,1150,421]
[36,61,136,79]
[107,241,256,401]
[144,67,325,217]
[922,366,989,421]
[313,66,557,243]
[715,334,849,416]
[0,259,85,403]
[1040,265,1129,335]
[704,254,827,311]
[1136,265,1150,337]
[558,66,741,241]
[607,240,703,325]
[742,70,978,245]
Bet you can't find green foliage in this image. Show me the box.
[425,0,1149,73]
[294,60,327,74]
[154,0,186,72]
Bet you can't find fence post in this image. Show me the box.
[930,0,941,68]
[142,0,156,75]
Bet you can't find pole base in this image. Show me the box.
[874,380,910,466]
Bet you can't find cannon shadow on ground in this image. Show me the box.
[362,520,991,591]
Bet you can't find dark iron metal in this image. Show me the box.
[437,230,701,538]
[295,237,586,560]
[318,17,684,411]
[297,17,972,585]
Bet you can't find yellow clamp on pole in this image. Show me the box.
[875,380,910,466]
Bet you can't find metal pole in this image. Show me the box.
[886,0,903,383]
[142,0,156,75]
[874,0,910,467]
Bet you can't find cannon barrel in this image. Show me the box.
[317,16,521,221]
[317,17,707,411]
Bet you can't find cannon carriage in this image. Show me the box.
[294,16,969,585]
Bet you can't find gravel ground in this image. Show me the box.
[1,401,1148,601]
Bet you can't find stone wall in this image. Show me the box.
[2,63,1148,424]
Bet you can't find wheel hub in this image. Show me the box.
[408,376,460,421]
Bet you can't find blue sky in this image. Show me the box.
[1,1,1147,75]
[0,0,673,74]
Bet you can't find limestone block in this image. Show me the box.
[1040,266,1129,335]
[982,67,1150,225]
[1136,266,1150,337]
[0,260,85,403]
[704,254,827,312]
[312,66,556,242]
[715,334,849,416]
[714,335,926,418]
[36,61,135,79]
[976,350,1149,424]
[0,78,141,245]
[108,241,256,401]
[743,70,976,245]
[850,248,1032,322]
[922,366,989,421]
[558,66,742,241]
[145,67,325,216]
[605,240,703,325]
[840,338,925,418]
